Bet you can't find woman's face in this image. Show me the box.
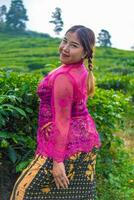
[59,31,85,65]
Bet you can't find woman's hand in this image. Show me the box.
[52,161,69,189]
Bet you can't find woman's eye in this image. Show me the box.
[62,39,67,43]
[71,44,78,48]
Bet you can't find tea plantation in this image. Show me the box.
[0,31,134,200]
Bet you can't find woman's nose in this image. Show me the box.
[63,44,69,52]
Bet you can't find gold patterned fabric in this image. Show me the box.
[10,149,97,200]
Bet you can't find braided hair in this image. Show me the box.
[66,25,96,97]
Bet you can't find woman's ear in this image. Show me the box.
[82,52,87,59]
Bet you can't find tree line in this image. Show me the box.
[0,0,113,47]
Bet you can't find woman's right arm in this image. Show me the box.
[52,161,69,189]
[50,73,74,163]
[50,73,74,188]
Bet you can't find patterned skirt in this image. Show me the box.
[10,149,97,200]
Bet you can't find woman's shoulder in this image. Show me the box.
[48,69,77,91]
[48,65,64,76]
[48,65,70,79]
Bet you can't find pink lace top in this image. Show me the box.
[35,61,101,162]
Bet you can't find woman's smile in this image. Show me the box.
[61,52,70,57]
[59,32,85,64]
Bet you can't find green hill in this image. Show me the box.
[0,32,60,72]
[0,31,134,74]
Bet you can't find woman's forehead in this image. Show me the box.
[65,32,80,42]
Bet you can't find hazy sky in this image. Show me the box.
[1,0,134,50]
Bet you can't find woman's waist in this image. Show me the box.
[36,139,101,160]
[37,118,100,144]
[37,118,101,158]
[38,115,95,132]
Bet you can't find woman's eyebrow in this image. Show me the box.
[63,37,81,46]
[63,37,67,40]
[71,41,81,46]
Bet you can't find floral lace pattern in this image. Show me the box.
[35,62,101,162]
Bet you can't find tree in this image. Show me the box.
[97,29,112,47]
[49,7,64,35]
[6,0,28,31]
[131,44,134,50]
[0,5,7,31]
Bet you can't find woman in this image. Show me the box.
[10,25,101,200]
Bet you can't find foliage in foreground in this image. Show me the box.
[0,70,133,199]
[88,88,134,199]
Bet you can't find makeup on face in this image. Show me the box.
[59,32,85,64]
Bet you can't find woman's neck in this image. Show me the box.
[63,60,84,68]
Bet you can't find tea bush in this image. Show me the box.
[0,70,41,169]
[97,74,134,94]
[107,66,134,75]
[0,70,133,199]
[88,88,133,199]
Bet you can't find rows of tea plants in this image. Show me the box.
[0,32,134,199]
[0,69,133,199]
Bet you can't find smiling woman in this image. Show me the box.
[59,32,85,64]
[10,25,101,200]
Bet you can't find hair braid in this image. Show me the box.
[66,25,96,97]
[87,48,93,71]
[86,48,95,97]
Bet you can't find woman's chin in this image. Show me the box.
[60,59,71,65]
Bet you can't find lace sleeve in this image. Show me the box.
[51,72,74,162]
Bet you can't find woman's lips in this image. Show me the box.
[61,52,70,57]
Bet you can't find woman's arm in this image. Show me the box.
[51,72,74,162]
[51,72,74,188]
[52,161,69,189]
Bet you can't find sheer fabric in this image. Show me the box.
[36,61,101,162]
